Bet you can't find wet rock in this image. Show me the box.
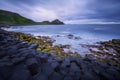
[25,58,39,75]
[112,39,120,44]
[67,34,74,39]
[99,71,115,80]
[0,51,7,58]
[26,58,38,66]
[70,62,80,72]
[0,75,4,80]
[10,69,30,80]
[29,43,38,49]
[74,72,82,80]
[39,53,49,63]
[11,57,26,64]
[6,46,18,55]
[50,61,59,69]
[40,53,49,59]
[0,34,4,41]
[63,75,73,80]
[34,73,48,80]
[82,72,98,80]
[0,66,13,80]
[49,72,63,80]
[1,29,120,80]
[74,36,81,40]
[0,58,13,66]
[41,63,54,76]
[106,67,120,80]
[61,59,70,68]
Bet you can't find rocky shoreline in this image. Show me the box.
[0,29,120,80]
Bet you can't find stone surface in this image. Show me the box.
[10,69,30,80]
[34,73,48,80]
[0,29,120,80]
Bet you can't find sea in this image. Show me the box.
[3,24,120,55]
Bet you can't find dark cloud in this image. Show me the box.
[0,0,120,23]
[86,0,120,21]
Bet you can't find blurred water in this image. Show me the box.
[3,24,120,55]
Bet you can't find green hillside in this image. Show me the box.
[0,10,64,26]
[0,10,35,26]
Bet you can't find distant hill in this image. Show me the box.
[0,10,36,26]
[51,19,64,25]
[0,10,64,26]
[38,19,64,25]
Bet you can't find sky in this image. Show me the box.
[0,0,120,24]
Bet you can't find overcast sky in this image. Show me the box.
[0,0,120,24]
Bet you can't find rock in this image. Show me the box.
[74,72,82,80]
[6,46,18,55]
[11,57,26,64]
[112,39,120,44]
[49,72,63,80]
[68,56,77,62]
[34,73,48,80]
[0,66,13,80]
[67,34,74,39]
[10,69,30,80]
[63,75,73,80]
[25,58,39,75]
[41,63,54,76]
[82,72,98,80]
[0,75,4,80]
[29,43,38,49]
[39,53,49,63]
[106,67,120,80]
[0,58,13,66]
[19,49,36,58]
[47,57,55,63]
[61,59,70,68]
[0,51,7,58]
[74,36,81,40]
[99,71,115,80]
[0,34,4,41]
[50,61,59,69]
[40,53,49,59]
[26,58,38,66]
[70,62,80,72]
[75,58,83,65]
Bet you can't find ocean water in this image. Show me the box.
[3,24,120,55]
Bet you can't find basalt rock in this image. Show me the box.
[0,29,120,80]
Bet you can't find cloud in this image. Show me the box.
[65,19,120,24]
[0,0,120,24]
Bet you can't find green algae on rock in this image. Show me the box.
[12,31,81,59]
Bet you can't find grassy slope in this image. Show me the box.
[0,10,64,26]
[0,10,35,26]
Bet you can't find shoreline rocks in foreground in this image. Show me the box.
[0,29,120,80]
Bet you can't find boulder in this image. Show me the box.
[67,34,74,39]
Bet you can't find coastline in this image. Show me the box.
[0,28,120,80]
